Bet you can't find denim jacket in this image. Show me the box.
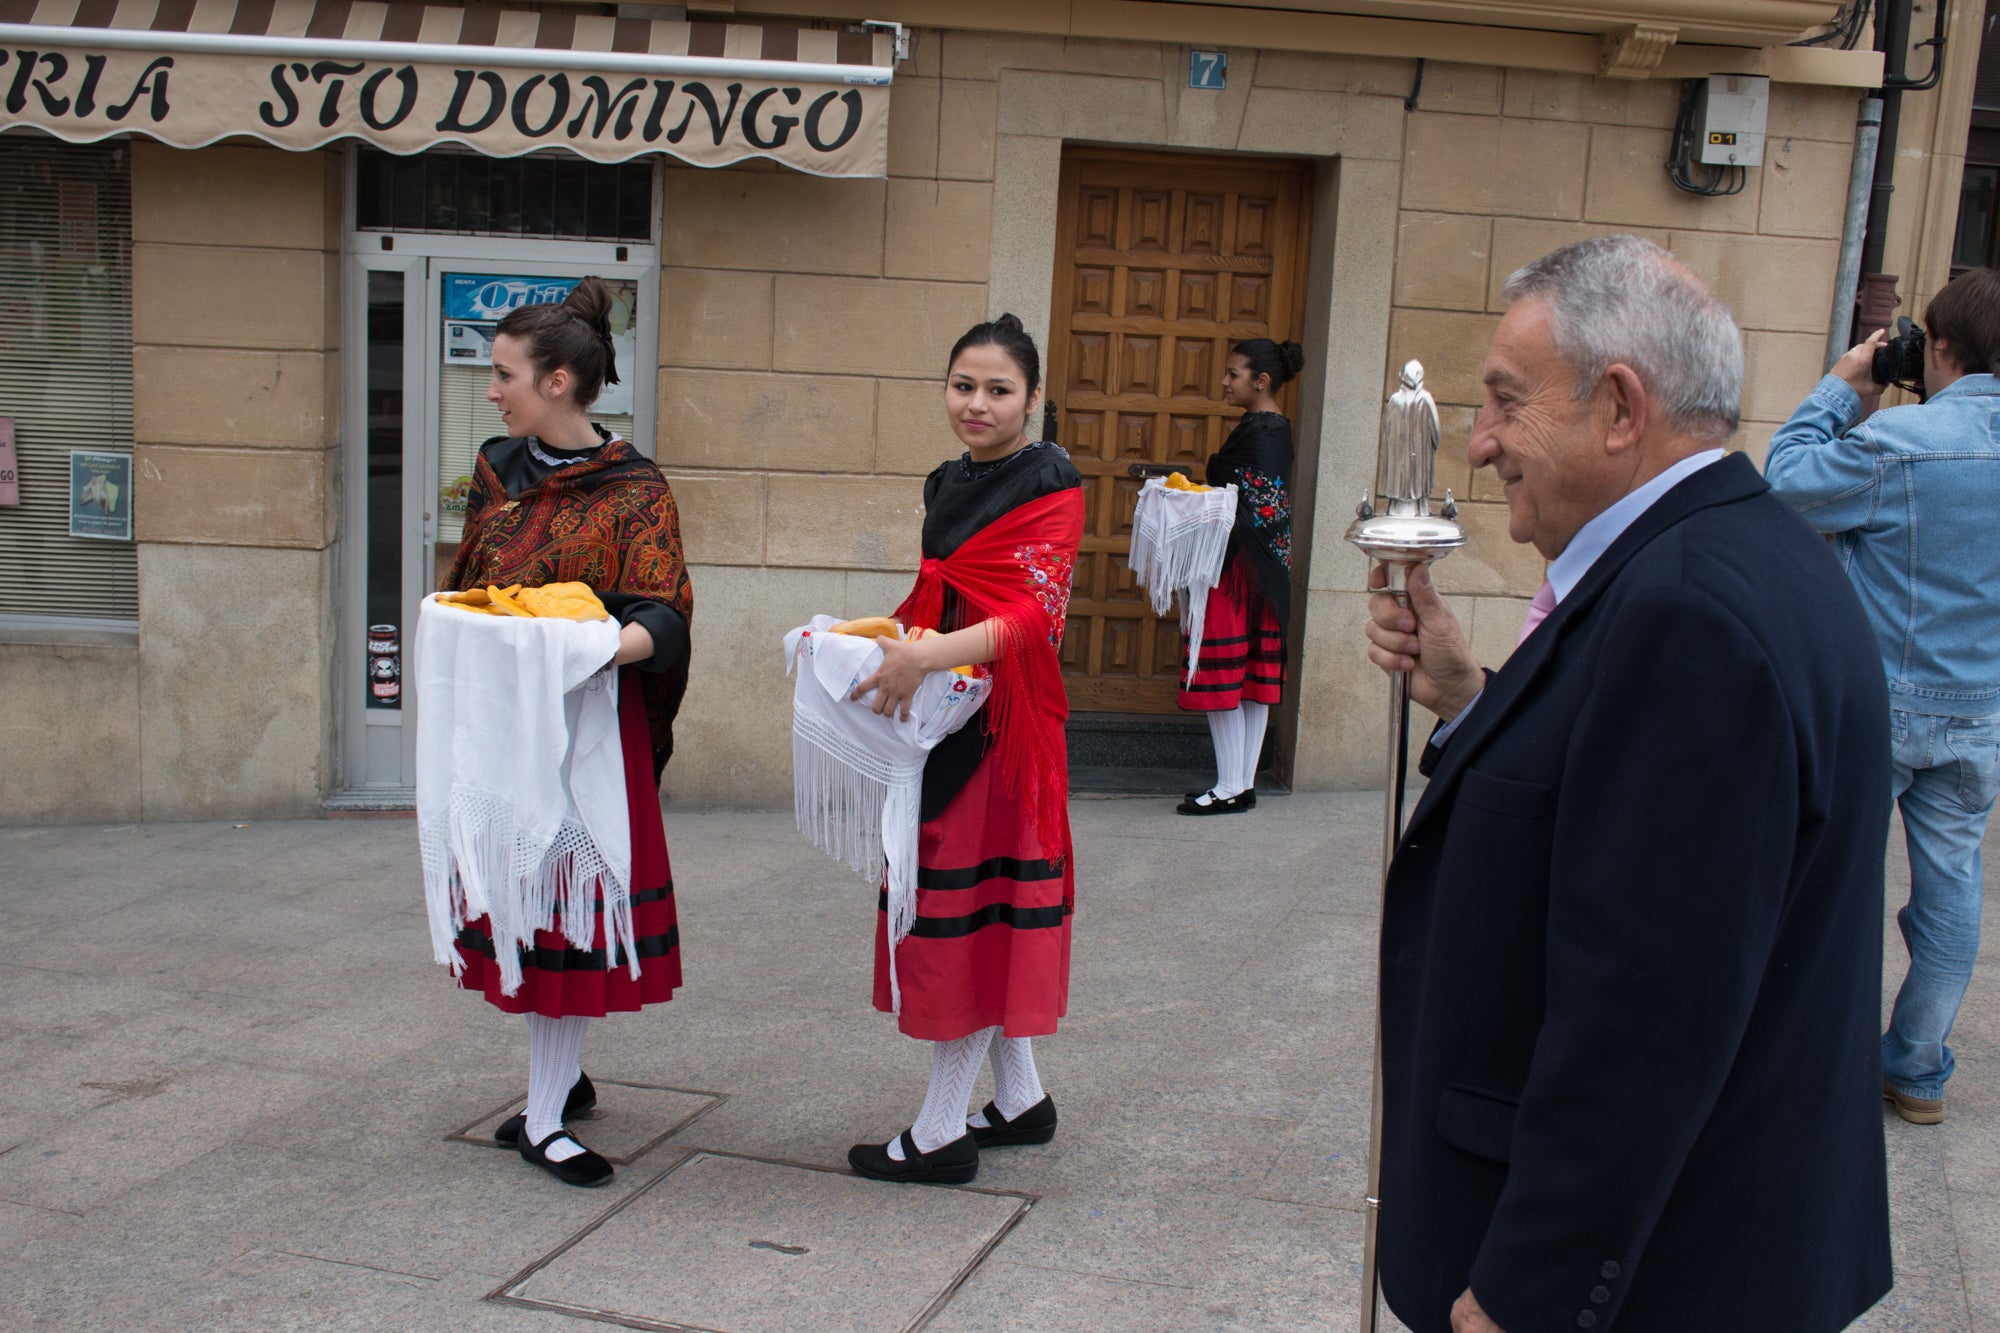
[1765,373,2000,716]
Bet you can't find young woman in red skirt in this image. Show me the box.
[844,315,1084,1185]
[1177,339,1300,816]
[441,278,693,1187]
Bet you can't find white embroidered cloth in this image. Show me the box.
[783,615,991,1011]
[1128,479,1237,676]
[414,593,631,996]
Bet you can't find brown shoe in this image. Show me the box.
[1883,1079,1945,1125]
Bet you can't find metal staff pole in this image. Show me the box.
[1346,362,1467,1332]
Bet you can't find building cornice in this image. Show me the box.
[731,0,1884,87]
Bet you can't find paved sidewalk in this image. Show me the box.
[0,794,1992,1332]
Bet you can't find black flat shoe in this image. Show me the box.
[970,1095,1057,1148]
[848,1130,978,1185]
[1176,790,1253,816]
[494,1071,598,1148]
[1184,788,1256,807]
[519,1128,613,1187]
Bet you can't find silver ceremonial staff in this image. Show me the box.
[1346,360,1468,1333]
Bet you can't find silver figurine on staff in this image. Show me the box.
[1346,360,1467,1333]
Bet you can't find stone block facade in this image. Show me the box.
[9,19,1959,822]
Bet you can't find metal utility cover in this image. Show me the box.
[497,1151,1031,1333]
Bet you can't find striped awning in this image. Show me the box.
[0,2,895,175]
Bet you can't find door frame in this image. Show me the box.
[1044,144,1315,715]
[335,220,660,796]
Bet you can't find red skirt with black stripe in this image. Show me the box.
[873,749,1073,1041]
[1178,551,1286,711]
[454,667,683,1018]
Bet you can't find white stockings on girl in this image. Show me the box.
[1206,706,1247,799]
[888,1026,998,1159]
[1238,700,1269,796]
[525,1013,591,1162]
[967,1035,1045,1127]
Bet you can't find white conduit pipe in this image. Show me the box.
[1826,97,1884,372]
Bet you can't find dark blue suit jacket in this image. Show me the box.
[1379,453,1893,1333]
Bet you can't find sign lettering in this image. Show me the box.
[0,43,889,175]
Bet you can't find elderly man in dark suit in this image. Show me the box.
[1363,235,1893,1333]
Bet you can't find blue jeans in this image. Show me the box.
[1882,709,2000,1098]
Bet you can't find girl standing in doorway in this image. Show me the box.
[845,314,1085,1185]
[1177,339,1300,815]
[441,276,693,1187]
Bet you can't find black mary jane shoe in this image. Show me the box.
[494,1071,598,1148]
[1180,787,1258,808]
[969,1095,1058,1148]
[848,1130,979,1185]
[1176,789,1254,816]
[519,1128,614,1187]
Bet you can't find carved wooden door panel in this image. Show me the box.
[1046,148,1313,714]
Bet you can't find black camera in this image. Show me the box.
[1871,316,1927,388]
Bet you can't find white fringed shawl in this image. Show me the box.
[414,594,630,996]
[783,615,991,1011]
[1127,479,1238,675]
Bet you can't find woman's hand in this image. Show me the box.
[853,635,934,721]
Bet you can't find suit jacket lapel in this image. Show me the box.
[1401,453,1769,844]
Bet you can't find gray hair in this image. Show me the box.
[1501,234,1742,443]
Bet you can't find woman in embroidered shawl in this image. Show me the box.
[1176,338,1300,816]
[844,314,1085,1185]
[441,277,693,1187]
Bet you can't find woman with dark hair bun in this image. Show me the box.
[1176,337,1302,815]
[843,312,1085,1186]
[439,275,694,1187]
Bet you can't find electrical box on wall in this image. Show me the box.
[1695,74,1770,167]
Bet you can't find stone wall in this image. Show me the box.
[655,29,1872,804]
[129,142,343,819]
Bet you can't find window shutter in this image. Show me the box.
[0,138,137,623]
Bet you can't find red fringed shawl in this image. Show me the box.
[895,487,1085,859]
[444,440,694,755]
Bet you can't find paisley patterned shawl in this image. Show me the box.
[443,438,693,758]
[1204,411,1294,630]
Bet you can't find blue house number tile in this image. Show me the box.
[1189,50,1227,90]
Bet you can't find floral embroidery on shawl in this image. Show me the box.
[1015,541,1075,645]
[1237,468,1292,569]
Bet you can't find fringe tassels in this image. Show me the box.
[1128,480,1236,677]
[419,789,635,998]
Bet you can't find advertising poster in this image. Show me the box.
[440,274,638,417]
[0,417,17,507]
[69,450,132,540]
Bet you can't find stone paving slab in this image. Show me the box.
[0,797,1991,1331]
[501,1151,1029,1333]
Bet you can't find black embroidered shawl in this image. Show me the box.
[1204,411,1294,629]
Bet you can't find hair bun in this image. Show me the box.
[1280,341,1306,377]
[993,312,1026,335]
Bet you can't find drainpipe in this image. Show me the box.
[1854,0,1914,342]
[1827,97,1884,370]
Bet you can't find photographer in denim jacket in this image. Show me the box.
[1766,266,2000,1125]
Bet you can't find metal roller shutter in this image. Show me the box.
[0,137,137,624]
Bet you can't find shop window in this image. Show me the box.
[0,139,137,625]
[355,148,654,242]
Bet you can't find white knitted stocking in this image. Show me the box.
[525,1013,590,1162]
[889,1026,998,1158]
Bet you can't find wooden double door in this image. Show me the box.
[1047,148,1314,714]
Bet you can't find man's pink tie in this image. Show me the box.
[1517,580,1556,646]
